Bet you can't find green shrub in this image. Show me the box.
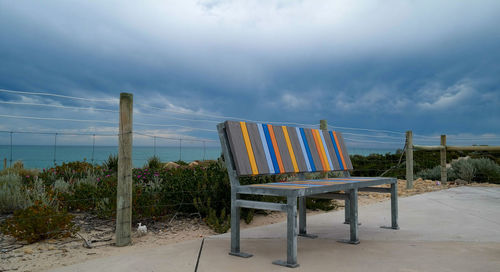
[0,203,78,243]
[38,161,99,186]
[470,158,500,183]
[25,177,56,208]
[0,161,40,184]
[102,154,118,172]
[61,172,116,214]
[133,175,166,220]
[306,198,338,211]
[206,207,230,233]
[416,165,441,180]
[0,173,31,213]
[450,159,475,182]
[52,178,70,194]
[417,157,500,183]
[145,156,162,170]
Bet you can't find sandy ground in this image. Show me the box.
[1,179,498,272]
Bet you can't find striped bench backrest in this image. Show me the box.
[223,121,353,176]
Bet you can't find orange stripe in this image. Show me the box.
[267,125,285,173]
[332,131,347,170]
[282,126,299,173]
[314,129,331,171]
[240,122,259,175]
[311,129,328,171]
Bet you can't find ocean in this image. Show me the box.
[0,145,399,169]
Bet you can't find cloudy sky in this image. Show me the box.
[1,0,499,147]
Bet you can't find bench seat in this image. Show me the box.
[217,121,399,268]
[243,177,396,197]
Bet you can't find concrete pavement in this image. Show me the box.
[51,186,500,272]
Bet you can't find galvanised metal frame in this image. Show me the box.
[217,123,399,268]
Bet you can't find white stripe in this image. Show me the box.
[319,130,334,170]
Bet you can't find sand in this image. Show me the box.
[1,179,498,272]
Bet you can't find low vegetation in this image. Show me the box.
[417,157,500,183]
[1,150,498,243]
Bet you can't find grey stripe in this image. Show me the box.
[246,122,270,175]
[225,121,252,176]
[287,126,308,172]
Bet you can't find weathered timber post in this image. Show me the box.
[116,92,133,247]
[319,119,327,130]
[320,120,328,178]
[405,131,414,189]
[3,158,6,169]
[440,135,447,185]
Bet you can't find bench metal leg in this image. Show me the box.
[344,198,350,224]
[381,182,400,230]
[339,189,360,244]
[273,196,299,268]
[344,197,361,225]
[229,192,252,258]
[298,197,318,239]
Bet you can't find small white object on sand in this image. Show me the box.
[137,223,147,236]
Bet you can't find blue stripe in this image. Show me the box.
[257,123,275,174]
[300,128,316,172]
[329,131,344,170]
[262,124,280,173]
[319,130,334,170]
[295,127,312,172]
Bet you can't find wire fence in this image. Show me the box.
[1,88,499,254]
[2,87,499,172]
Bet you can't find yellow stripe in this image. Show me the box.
[314,130,331,171]
[282,126,299,173]
[240,122,259,175]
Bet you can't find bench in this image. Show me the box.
[217,121,399,268]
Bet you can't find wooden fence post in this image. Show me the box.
[405,131,414,189]
[116,92,133,247]
[320,120,327,130]
[440,135,447,185]
[3,158,6,170]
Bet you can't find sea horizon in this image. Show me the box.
[0,145,401,169]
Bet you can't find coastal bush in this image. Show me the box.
[38,161,99,186]
[416,166,441,180]
[60,171,116,214]
[470,158,500,183]
[24,178,56,208]
[145,156,162,170]
[133,175,166,220]
[450,158,475,182]
[102,154,118,172]
[350,152,406,178]
[0,161,40,184]
[0,173,31,213]
[52,178,71,194]
[417,157,500,183]
[0,203,78,243]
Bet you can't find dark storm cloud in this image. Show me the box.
[1,0,500,145]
